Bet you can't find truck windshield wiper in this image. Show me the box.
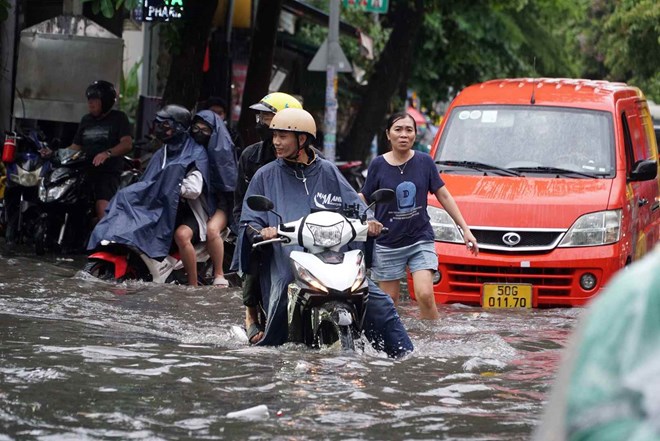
[435,160,521,177]
[508,166,602,178]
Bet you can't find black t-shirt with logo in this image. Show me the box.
[73,109,131,174]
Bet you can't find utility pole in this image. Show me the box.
[308,0,351,163]
[0,0,17,134]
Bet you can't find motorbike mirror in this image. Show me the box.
[370,188,395,204]
[361,188,396,223]
[247,195,284,226]
[247,195,274,212]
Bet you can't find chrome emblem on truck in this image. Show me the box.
[502,232,521,246]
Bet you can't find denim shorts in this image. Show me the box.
[370,241,438,282]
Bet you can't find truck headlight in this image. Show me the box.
[427,206,463,243]
[558,210,621,247]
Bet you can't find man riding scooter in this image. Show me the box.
[87,104,214,286]
[237,107,413,358]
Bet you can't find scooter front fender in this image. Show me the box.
[88,252,128,280]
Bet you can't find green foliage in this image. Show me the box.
[409,0,582,111]
[81,0,140,18]
[119,60,142,126]
[0,0,11,22]
[601,0,660,101]
[296,1,390,76]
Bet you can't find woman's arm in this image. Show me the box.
[434,186,479,255]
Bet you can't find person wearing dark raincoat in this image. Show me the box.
[190,110,238,286]
[231,93,304,340]
[88,104,213,285]
[237,108,413,358]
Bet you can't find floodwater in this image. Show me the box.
[0,250,581,440]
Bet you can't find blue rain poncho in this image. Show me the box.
[534,247,660,441]
[87,136,213,259]
[194,110,237,193]
[237,155,413,358]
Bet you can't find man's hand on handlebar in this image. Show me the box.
[260,226,278,240]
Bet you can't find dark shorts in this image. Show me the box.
[87,172,120,202]
[215,192,231,214]
[170,202,201,253]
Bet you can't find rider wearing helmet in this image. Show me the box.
[153,104,192,146]
[88,103,213,287]
[237,107,413,357]
[232,93,307,341]
[68,80,133,223]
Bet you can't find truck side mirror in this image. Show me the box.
[628,159,658,182]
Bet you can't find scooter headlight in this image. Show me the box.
[350,253,366,292]
[292,260,328,293]
[17,168,41,187]
[306,221,344,247]
[427,206,464,243]
[558,210,621,247]
[41,178,76,202]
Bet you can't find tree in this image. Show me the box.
[338,0,581,161]
[82,0,218,109]
[580,0,660,101]
[236,0,284,146]
[339,0,424,161]
[160,1,218,108]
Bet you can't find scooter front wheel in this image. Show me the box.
[316,321,357,351]
[83,260,116,281]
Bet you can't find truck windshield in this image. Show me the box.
[436,106,615,177]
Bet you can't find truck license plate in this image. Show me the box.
[482,284,532,309]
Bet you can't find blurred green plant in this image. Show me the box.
[0,0,10,21]
[119,60,142,126]
[81,0,140,18]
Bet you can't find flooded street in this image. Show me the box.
[0,251,581,440]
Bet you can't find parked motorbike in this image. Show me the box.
[2,129,52,247]
[336,160,367,192]
[247,188,394,351]
[35,148,91,254]
[84,240,213,284]
[84,229,236,285]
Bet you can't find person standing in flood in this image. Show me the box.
[359,111,478,319]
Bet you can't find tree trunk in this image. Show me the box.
[339,0,424,161]
[237,0,284,146]
[161,1,218,109]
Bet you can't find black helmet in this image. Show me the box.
[85,80,117,114]
[153,104,191,141]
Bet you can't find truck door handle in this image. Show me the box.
[638,197,648,207]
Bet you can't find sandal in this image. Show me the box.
[246,323,264,345]
[213,276,229,287]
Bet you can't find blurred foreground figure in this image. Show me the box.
[534,246,660,441]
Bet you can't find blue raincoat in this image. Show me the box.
[237,155,413,358]
[87,136,213,259]
[194,110,237,193]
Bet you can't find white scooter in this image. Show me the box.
[247,188,394,350]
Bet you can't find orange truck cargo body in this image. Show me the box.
[419,78,660,307]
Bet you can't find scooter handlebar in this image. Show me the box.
[252,237,288,248]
